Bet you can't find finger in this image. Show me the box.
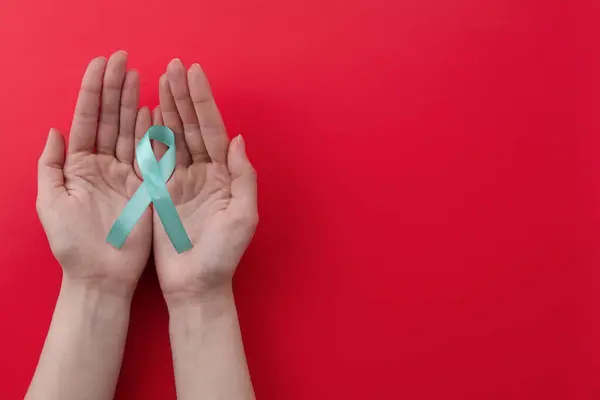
[38,128,66,201]
[152,106,168,160]
[115,70,140,164]
[159,72,191,167]
[133,107,151,178]
[68,57,107,155]
[137,106,152,147]
[227,135,258,222]
[188,63,229,165]
[153,106,163,125]
[166,59,209,162]
[97,50,128,155]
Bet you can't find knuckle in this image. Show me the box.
[232,209,259,230]
[246,166,257,180]
[35,197,46,216]
[192,94,213,106]
[74,109,98,123]
[79,84,102,96]
[250,211,259,227]
[244,210,259,228]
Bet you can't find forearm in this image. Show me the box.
[26,277,132,400]
[168,288,255,400]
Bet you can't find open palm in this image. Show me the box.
[37,52,153,295]
[151,60,258,301]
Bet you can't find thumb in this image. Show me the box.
[38,128,66,201]
[227,135,258,222]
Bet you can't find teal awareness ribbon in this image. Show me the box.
[106,126,193,254]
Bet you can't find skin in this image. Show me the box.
[153,59,257,400]
[27,52,257,400]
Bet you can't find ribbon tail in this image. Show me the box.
[153,195,193,254]
[106,184,152,249]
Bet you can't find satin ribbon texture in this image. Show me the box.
[106,126,193,254]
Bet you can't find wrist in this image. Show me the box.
[60,276,134,307]
[166,285,235,318]
[164,282,234,311]
[167,289,238,349]
[56,278,132,334]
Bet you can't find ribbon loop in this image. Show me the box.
[106,126,192,254]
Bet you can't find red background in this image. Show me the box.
[0,0,597,398]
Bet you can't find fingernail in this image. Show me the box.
[46,128,60,145]
[237,135,246,152]
[92,56,107,65]
[159,73,168,85]
[127,69,139,80]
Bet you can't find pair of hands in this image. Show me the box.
[37,51,258,304]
